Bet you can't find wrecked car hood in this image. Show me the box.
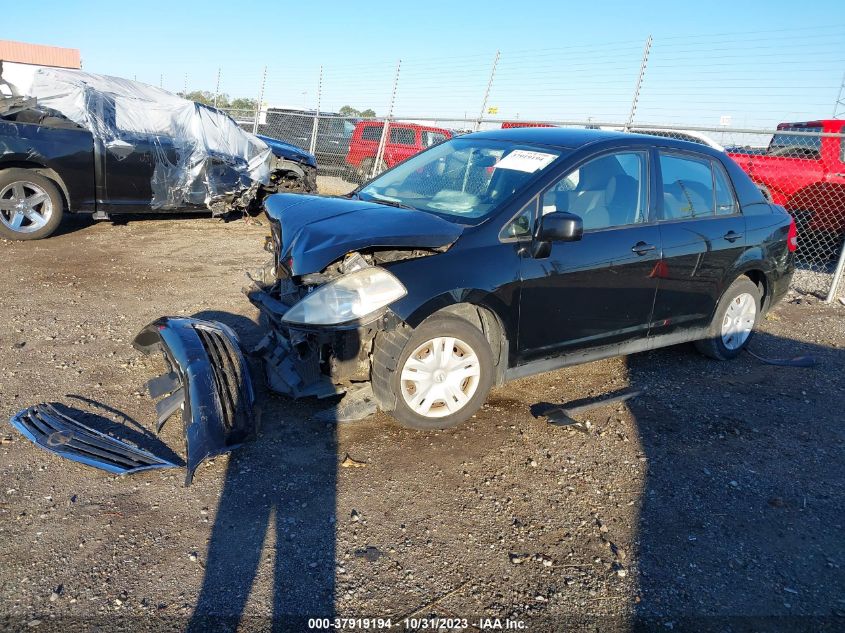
[264,193,463,275]
[257,134,317,168]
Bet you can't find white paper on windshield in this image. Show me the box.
[494,150,557,173]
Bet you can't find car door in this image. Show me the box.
[516,149,662,360]
[386,126,418,166]
[96,95,181,211]
[650,150,747,335]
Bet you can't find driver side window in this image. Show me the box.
[541,151,648,231]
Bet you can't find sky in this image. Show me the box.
[3,0,845,128]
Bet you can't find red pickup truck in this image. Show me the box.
[345,121,452,180]
[727,119,845,234]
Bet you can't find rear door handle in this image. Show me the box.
[723,231,743,243]
[632,242,656,255]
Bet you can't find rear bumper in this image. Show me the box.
[133,317,255,484]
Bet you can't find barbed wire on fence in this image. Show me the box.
[136,24,845,300]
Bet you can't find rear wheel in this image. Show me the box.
[695,277,762,360]
[372,315,494,430]
[0,169,63,240]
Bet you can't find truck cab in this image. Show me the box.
[728,119,845,234]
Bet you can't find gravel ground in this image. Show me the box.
[1,209,844,632]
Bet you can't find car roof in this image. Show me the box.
[467,126,727,158]
[356,120,450,133]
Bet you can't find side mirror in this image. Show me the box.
[538,212,583,242]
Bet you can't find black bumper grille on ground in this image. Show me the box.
[10,404,177,475]
[195,326,250,434]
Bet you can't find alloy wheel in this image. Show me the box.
[0,181,53,234]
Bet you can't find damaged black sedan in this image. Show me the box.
[248,127,795,429]
[0,62,316,240]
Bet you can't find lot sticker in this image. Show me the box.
[495,150,557,173]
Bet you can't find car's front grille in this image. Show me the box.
[10,404,177,475]
[195,326,249,434]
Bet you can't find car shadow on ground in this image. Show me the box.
[180,308,843,629]
[51,211,239,238]
[186,310,339,632]
[623,332,844,629]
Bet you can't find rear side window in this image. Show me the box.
[361,125,382,141]
[390,127,416,145]
[422,131,448,147]
[713,161,738,216]
[769,126,822,159]
[659,153,716,220]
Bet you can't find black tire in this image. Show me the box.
[372,315,494,430]
[694,277,762,360]
[0,169,64,240]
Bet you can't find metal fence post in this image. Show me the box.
[309,66,323,156]
[625,35,652,131]
[825,237,845,303]
[213,67,221,108]
[253,65,267,135]
[372,60,401,179]
[475,50,500,132]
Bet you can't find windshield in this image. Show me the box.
[358,138,564,223]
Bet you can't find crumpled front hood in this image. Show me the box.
[264,194,463,275]
[256,134,318,168]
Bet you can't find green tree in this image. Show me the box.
[177,90,231,108]
[339,105,376,118]
[229,97,258,111]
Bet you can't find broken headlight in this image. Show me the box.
[282,267,406,326]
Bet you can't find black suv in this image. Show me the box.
[257,108,358,168]
[249,128,796,429]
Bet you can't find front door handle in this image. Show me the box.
[632,241,656,255]
[723,231,743,243]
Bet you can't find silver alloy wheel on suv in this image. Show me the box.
[0,181,54,234]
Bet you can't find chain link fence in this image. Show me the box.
[225,107,845,301]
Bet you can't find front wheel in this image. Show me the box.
[695,277,762,360]
[0,169,64,240]
[372,315,494,430]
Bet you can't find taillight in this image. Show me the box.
[787,217,798,252]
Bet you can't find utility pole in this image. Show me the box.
[372,60,401,179]
[625,35,652,131]
[213,67,221,108]
[253,66,267,135]
[309,66,323,156]
[475,50,500,131]
[832,71,845,118]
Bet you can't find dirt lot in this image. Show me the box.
[1,208,844,632]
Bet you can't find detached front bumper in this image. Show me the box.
[133,317,255,484]
[9,317,256,485]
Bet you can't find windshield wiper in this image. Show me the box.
[359,194,416,210]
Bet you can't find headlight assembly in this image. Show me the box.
[282,267,407,326]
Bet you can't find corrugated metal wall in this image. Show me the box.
[0,40,80,69]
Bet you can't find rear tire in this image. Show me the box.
[0,169,63,240]
[372,315,494,430]
[695,277,762,360]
